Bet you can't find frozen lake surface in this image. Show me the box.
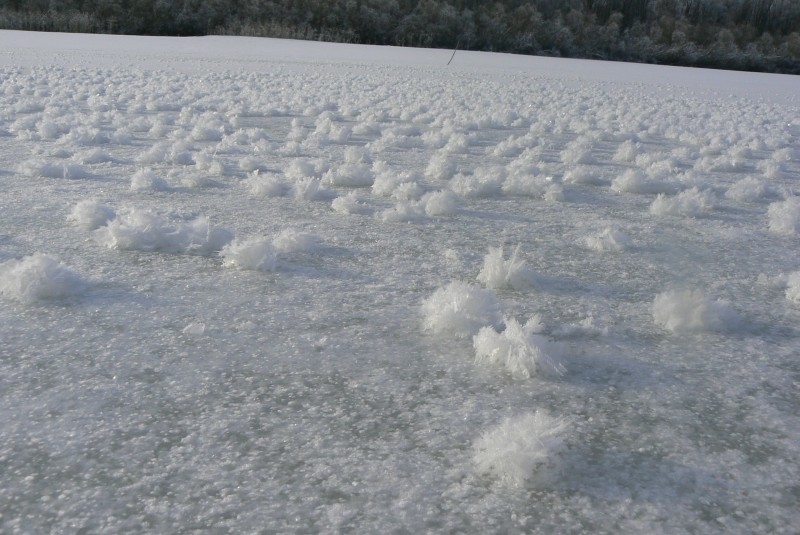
[1,30,799,533]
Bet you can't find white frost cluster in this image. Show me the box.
[68,199,116,230]
[473,411,569,487]
[0,253,88,303]
[785,271,800,304]
[94,208,233,255]
[421,281,502,339]
[650,187,714,217]
[767,197,800,235]
[476,245,536,290]
[652,289,741,333]
[584,227,631,252]
[473,316,564,378]
[130,169,171,192]
[220,237,277,272]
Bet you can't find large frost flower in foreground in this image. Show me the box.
[473,316,564,378]
[473,411,569,487]
[0,253,88,303]
[652,289,741,333]
[421,281,502,339]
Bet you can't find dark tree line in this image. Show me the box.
[1,0,798,73]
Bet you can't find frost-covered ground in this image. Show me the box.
[1,30,799,533]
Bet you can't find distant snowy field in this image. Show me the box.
[1,30,799,533]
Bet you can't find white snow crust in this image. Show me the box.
[1,29,799,534]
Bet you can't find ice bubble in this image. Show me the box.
[130,169,171,192]
[68,199,116,230]
[767,197,800,235]
[653,289,742,333]
[649,187,714,217]
[476,245,537,291]
[421,281,502,339]
[473,410,569,487]
[95,208,233,255]
[220,237,277,272]
[584,227,631,252]
[473,316,564,378]
[0,253,88,303]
